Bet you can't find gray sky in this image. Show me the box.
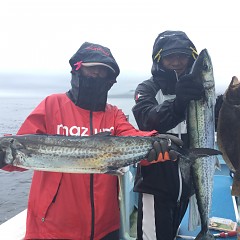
[1,0,240,94]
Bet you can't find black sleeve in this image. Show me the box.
[132,78,186,133]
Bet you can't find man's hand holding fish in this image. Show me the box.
[147,134,184,163]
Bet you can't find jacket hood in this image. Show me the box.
[69,42,120,78]
[151,30,198,76]
[67,42,119,111]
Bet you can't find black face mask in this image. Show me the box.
[67,72,114,111]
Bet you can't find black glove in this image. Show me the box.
[174,73,205,111]
[0,150,6,169]
[147,134,183,163]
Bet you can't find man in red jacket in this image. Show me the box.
[0,42,182,239]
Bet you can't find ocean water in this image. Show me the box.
[0,95,137,225]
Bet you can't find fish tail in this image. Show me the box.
[195,230,215,240]
[231,170,240,196]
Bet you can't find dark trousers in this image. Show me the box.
[137,193,188,240]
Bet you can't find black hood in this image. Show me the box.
[151,30,198,76]
[69,42,120,77]
[67,42,120,111]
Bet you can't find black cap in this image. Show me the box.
[69,42,120,77]
[152,30,198,63]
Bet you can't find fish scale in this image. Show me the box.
[187,48,217,240]
[0,134,155,174]
[0,133,221,175]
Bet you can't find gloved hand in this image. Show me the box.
[174,73,205,111]
[147,134,183,164]
[0,150,6,169]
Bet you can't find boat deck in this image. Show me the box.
[177,174,237,239]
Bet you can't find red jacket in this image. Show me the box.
[14,93,155,239]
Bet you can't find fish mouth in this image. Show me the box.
[231,76,240,86]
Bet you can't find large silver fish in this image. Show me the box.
[0,133,220,175]
[187,49,218,240]
[217,76,240,196]
[0,133,158,174]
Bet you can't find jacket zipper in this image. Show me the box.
[89,111,95,240]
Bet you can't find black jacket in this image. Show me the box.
[132,75,186,134]
[132,75,193,202]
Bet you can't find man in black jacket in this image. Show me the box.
[132,30,205,240]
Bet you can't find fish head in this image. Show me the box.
[190,48,214,90]
[0,137,26,164]
[224,76,240,105]
[0,137,25,150]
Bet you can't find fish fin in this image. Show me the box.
[188,194,201,231]
[188,148,222,157]
[231,170,240,196]
[195,231,215,240]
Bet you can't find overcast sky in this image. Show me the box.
[1,0,240,94]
